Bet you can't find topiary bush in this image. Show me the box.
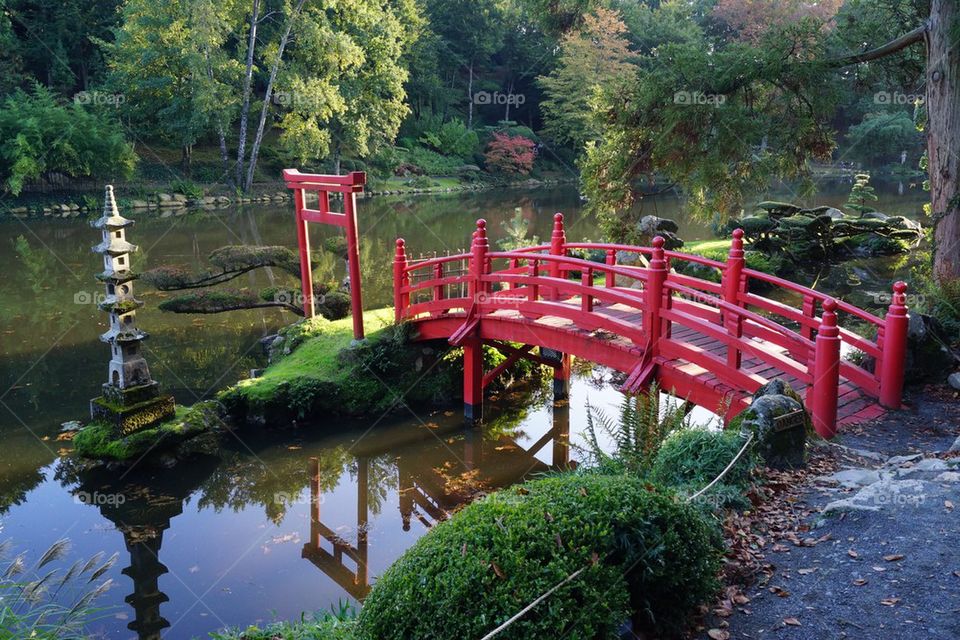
[649,428,755,490]
[355,474,722,640]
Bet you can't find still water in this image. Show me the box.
[0,181,928,638]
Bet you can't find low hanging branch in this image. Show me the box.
[158,289,306,316]
[142,244,353,320]
[141,246,302,291]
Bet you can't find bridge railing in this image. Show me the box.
[393,215,909,437]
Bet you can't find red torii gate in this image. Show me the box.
[284,169,367,340]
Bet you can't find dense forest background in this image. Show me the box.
[0,0,929,197]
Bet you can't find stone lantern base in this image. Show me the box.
[90,382,176,437]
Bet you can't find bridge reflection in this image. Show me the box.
[302,404,574,601]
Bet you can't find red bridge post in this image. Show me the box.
[646,237,668,356]
[880,281,909,409]
[393,239,408,324]
[464,220,489,424]
[811,298,841,438]
[723,229,746,369]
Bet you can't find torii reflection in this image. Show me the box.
[301,403,574,601]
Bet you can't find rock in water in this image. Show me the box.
[739,380,808,470]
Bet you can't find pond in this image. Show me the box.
[0,180,928,638]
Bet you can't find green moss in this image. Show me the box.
[73,403,217,461]
[219,308,546,424]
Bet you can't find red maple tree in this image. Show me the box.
[484,132,536,175]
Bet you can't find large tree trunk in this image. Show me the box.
[236,0,260,188]
[926,0,960,281]
[244,0,306,192]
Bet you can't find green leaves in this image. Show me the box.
[0,84,135,194]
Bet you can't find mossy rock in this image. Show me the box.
[72,401,222,462]
[738,380,808,469]
[755,201,802,217]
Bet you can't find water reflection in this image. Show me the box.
[57,457,219,639]
[304,403,572,603]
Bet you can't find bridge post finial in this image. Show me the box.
[811,298,841,439]
[547,213,566,301]
[880,281,909,409]
[393,239,408,324]
[471,220,489,301]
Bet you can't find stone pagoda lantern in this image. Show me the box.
[89,185,175,435]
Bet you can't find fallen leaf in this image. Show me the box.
[884,554,904,562]
[491,562,506,579]
[707,629,730,640]
[945,500,954,510]
[872,566,886,572]
[848,549,859,559]
[880,597,900,606]
[798,568,816,575]
[853,578,868,586]
[784,617,802,626]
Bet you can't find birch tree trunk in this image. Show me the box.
[244,0,306,192]
[236,0,260,188]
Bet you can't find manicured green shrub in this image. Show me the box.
[649,428,755,490]
[356,474,722,640]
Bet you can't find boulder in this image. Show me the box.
[738,380,808,469]
[823,207,845,220]
[905,313,956,380]
[947,372,960,390]
[638,215,679,235]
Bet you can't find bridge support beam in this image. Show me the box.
[463,337,484,424]
[553,354,571,400]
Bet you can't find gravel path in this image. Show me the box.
[699,386,960,640]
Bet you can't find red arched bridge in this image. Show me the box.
[391,215,910,439]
